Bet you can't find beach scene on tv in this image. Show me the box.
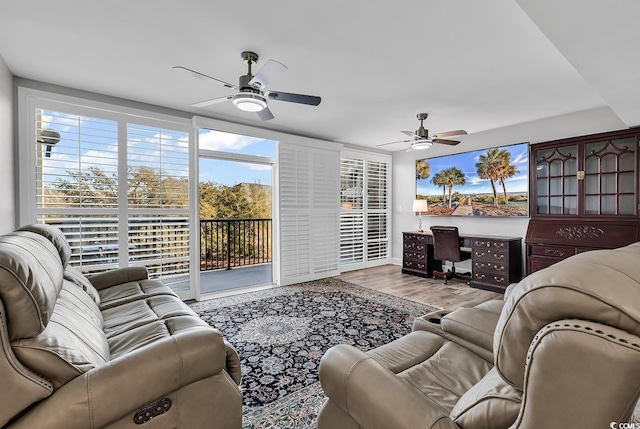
[416,142,529,217]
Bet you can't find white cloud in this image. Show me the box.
[199,129,265,151]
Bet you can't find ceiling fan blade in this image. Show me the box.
[249,59,288,91]
[433,138,460,146]
[405,146,415,153]
[265,91,321,106]
[173,66,238,90]
[191,95,233,108]
[376,139,413,147]
[257,107,275,121]
[401,130,419,138]
[433,129,467,138]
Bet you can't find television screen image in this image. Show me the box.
[416,142,529,217]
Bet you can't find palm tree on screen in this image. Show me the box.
[430,171,447,204]
[440,167,466,208]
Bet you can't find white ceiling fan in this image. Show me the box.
[377,113,467,152]
[174,51,321,121]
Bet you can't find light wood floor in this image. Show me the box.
[338,264,503,310]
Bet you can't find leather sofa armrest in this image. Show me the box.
[319,344,460,429]
[87,266,149,290]
[512,319,640,429]
[224,339,242,385]
[12,327,230,428]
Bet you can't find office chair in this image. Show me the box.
[430,225,472,284]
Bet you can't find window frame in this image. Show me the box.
[18,87,196,300]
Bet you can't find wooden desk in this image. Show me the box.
[402,231,523,293]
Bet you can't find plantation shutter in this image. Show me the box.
[126,123,190,291]
[340,158,364,264]
[26,98,192,296]
[278,142,340,285]
[339,151,391,270]
[366,160,389,261]
[35,109,122,268]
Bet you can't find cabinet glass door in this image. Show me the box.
[584,137,636,215]
[534,145,578,215]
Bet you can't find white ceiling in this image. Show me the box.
[0,0,638,150]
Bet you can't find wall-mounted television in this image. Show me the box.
[415,142,529,217]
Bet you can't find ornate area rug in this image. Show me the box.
[189,277,438,428]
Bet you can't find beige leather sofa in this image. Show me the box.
[319,241,640,429]
[0,224,242,428]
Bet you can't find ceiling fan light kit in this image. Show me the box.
[232,92,267,112]
[411,140,433,150]
[175,50,321,121]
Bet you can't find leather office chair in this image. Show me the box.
[430,225,471,284]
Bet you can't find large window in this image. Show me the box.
[20,91,192,295]
[340,151,391,270]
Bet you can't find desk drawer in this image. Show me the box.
[472,239,509,250]
[473,271,508,288]
[472,249,507,263]
[403,233,427,244]
[403,260,427,271]
[403,242,426,252]
[403,251,425,262]
[473,260,506,273]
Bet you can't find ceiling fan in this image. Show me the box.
[173,51,321,121]
[377,113,467,152]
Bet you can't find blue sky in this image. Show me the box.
[39,111,275,189]
[198,129,275,186]
[416,142,529,196]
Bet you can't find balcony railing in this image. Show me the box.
[200,218,272,271]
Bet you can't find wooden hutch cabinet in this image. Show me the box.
[525,128,640,274]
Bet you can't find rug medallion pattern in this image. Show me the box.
[189,277,438,428]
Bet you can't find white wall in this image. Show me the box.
[391,106,628,263]
[0,54,14,233]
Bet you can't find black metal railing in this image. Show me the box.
[200,218,272,271]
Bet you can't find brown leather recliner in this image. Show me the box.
[319,242,640,429]
[0,224,242,428]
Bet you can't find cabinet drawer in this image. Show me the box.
[472,249,507,263]
[529,245,576,259]
[473,271,508,287]
[403,242,425,252]
[403,251,425,262]
[473,260,506,273]
[472,239,509,250]
[403,233,427,243]
[403,260,426,270]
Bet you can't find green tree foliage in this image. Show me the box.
[430,170,447,204]
[475,148,516,207]
[198,181,271,219]
[440,167,466,208]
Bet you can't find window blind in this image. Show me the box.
[32,106,191,293]
[339,152,391,270]
[278,143,340,285]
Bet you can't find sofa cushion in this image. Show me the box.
[494,242,640,389]
[64,266,101,305]
[101,295,198,338]
[367,330,493,413]
[11,281,109,389]
[108,315,210,360]
[450,367,521,429]
[0,231,64,341]
[98,278,179,309]
[17,224,71,268]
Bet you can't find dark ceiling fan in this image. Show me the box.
[174,51,321,121]
[377,113,467,152]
